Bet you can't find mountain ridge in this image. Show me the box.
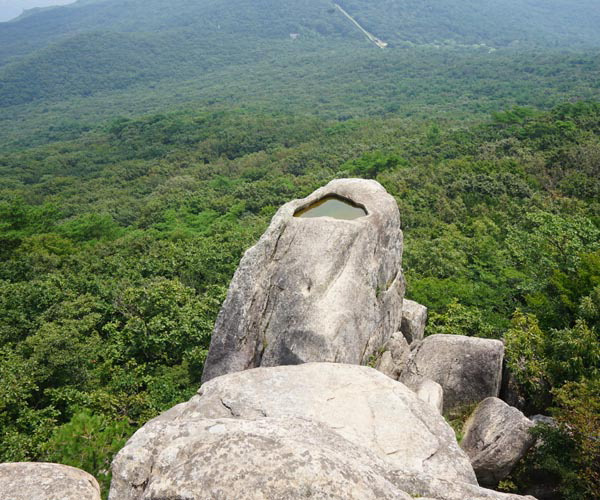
[2,0,600,67]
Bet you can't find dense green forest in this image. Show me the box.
[0,46,599,149]
[1,103,599,498]
[1,0,599,499]
[2,0,599,67]
[1,0,600,151]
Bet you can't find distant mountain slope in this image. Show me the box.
[0,28,299,106]
[0,0,77,22]
[0,0,353,66]
[1,0,600,148]
[340,0,600,48]
[1,0,599,66]
[1,45,599,151]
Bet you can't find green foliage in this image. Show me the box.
[110,277,211,365]
[505,312,600,405]
[57,213,122,242]
[504,312,549,405]
[344,153,404,179]
[552,380,600,496]
[0,100,599,496]
[427,299,497,338]
[42,411,133,498]
[444,403,477,443]
[510,379,600,499]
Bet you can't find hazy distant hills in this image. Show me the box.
[0,0,351,66]
[1,0,600,149]
[342,0,600,48]
[2,0,600,66]
[1,0,600,105]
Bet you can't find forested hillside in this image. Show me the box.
[1,0,600,152]
[1,0,599,498]
[1,46,600,151]
[1,103,599,498]
[2,0,599,66]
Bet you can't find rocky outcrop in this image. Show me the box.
[402,334,504,415]
[114,364,475,486]
[461,397,536,486]
[531,414,556,426]
[401,298,427,343]
[0,462,100,500]
[107,180,538,500]
[110,363,538,500]
[111,416,415,500]
[376,330,410,379]
[201,179,404,383]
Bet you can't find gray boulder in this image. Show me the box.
[413,378,444,414]
[531,414,556,427]
[111,363,476,496]
[401,298,428,343]
[461,397,536,486]
[110,364,537,500]
[376,350,396,378]
[401,375,444,414]
[402,334,504,416]
[111,417,415,500]
[0,462,100,500]
[376,330,410,379]
[201,179,404,383]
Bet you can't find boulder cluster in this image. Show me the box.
[0,180,543,499]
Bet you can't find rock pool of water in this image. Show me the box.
[294,195,367,220]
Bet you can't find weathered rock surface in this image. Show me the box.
[461,397,536,486]
[376,330,410,379]
[111,417,416,500]
[111,364,538,500]
[402,334,504,415]
[413,378,444,414]
[111,363,477,498]
[401,298,428,343]
[201,179,404,383]
[392,473,537,500]
[0,462,100,500]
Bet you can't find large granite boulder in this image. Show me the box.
[110,364,536,500]
[0,462,100,500]
[110,416,414,500]
[402,334,504,416]
[461,397,536,486]
[201,179,404,383]
[114,364,475,487]
[401,298,428,343]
